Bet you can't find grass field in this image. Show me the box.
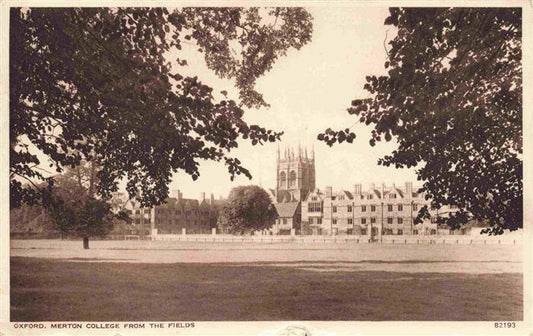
[11,257,522,321]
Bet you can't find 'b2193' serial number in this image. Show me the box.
[494,322,516,328]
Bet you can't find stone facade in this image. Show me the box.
[269,146,461,236]
[124,190,223,235]
[275,145,315,203]
[301,182,454,237]
[269,145,315,233]
[119,146,465,237]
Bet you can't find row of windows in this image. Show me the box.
[323,228,440,235]
[387,217,404,224]
[413,229,438,235]
[308,202,322,212]
[310,193,420,202]
[128,209,151,215]
[130,208,213,216]
[310,217,445,226]
[363,193,412,200]
[310,193,418,202]
[366,193,398,200]
[332,218,354,225]
[333,217,406,225]
[332,205,353,212]
[157,220,208,226]
[356,229,438,235]
[279,171,297,188]
[329,204,418,213]
[156,209,212,216]
[133,218,151,224]
[382,229,402,235]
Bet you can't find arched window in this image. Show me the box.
[279,171,286,187]
[289,171,297,187]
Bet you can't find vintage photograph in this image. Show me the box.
[3,2,530,335]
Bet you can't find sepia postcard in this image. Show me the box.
[1,1,532,335]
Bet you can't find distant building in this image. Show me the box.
[123,190,224,235]
[269,145,464,236]
[268,145,315,233]
[117,146,479,237]
[301,182,453,236]
[9,203,58,238]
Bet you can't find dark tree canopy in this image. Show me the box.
[319,8,522,234]
[217,185,277,234]
[10,7,313,208]
[42,162,130,248]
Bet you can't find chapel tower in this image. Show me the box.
[275,145,316,203]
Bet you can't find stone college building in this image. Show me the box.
[269,146,464,237]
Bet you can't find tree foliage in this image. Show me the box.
[10,203,56,236]
[42,162,130,246]
[217,185,277,234]
[319,8,522,234]
[10,7,313,208]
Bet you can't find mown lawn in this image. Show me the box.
[10,257,522,321]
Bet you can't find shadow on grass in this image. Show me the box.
[10,257,523,322]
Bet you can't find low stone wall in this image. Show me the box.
[149,233,521,245]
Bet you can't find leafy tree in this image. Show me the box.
[43,161,130,248]
[10,7,313,208]
[199,200,220,229]
[217,185,277,234]
[9,203,56,236]
[318,8,522,234]
[46,194,116,249]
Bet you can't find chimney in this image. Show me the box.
[381,183,386,199]
[200,192,206,203]
[405,181,413,195]
[370,183,375,190]
[392,182,396,189]
[354,184,362,195]
[325,186,333,199]
[210,193,215,204]
[170,189,180,199]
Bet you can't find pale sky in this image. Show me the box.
[17,6,419,201]
[170,6,417,200]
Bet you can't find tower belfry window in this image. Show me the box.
[289,171,296,187]
[279,171,286,188]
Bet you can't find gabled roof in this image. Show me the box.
[275,202,300,218]
[304,188,324,201]
[368,189,381,198]
[182,199,199,208]
[388,187,404,198]
[335,190,353,200]
[160,197,199,208]
[276,190,295,203]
